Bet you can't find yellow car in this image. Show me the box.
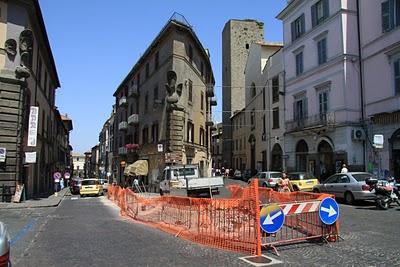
[80,179,103,197]
[288,172,319,192]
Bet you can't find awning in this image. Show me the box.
[124,160,148,176]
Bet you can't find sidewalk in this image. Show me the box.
[0,187,69,209]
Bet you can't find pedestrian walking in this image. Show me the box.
[277,172,292,192]
[341,164,348,174]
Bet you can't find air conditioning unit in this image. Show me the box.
[352,129,365,141]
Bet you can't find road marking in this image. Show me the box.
[10,218,37,247]
[71,197,79,200]
[239,255,282,266]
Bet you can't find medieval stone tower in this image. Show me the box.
[222,19,264,168]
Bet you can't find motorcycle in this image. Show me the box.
[365,177,400,210]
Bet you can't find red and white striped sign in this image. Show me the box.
[279,201,320,215]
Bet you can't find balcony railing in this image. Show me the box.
[210,97,217,106]
[128,85,139,98]
[128,114,139,125]
[118,147,127,155]
[118,121,128,131]
[206,85,215,97]
[119,96,127,106]
[286,112,335,132]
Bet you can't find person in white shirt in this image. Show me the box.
[341,164,348,173]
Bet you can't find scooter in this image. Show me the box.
[365,178,400,210]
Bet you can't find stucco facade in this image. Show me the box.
[0,0,71,200]
[278,0,365,179]
[360,0,400,178]
[113,17,215,186]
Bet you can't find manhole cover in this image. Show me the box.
[239,255,282,266]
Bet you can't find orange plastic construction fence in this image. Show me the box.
[108,180,339,256]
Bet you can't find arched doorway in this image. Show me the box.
[390,129,400,180]
[296,140,308,172]
[271,143,283,171]
[248,134,256,175]
[318,140,334,181]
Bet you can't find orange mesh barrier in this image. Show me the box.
[107,180,339,256]
[108,180,261,255]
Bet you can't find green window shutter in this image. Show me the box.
[311,4,317,27]
[304,98,308,119]
[395,60,400,94]
[291,21,296,42]
[301,14,305,35]
[382,1,390,32]
[323,0,330,19]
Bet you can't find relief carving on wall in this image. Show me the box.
[4,39,17,56]
[15,29,33,79]
[165,70,184,111]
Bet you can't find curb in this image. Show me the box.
[0,189,69,209]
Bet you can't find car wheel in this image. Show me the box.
[80,194,84,198]
[293,185,299,191]
[313,188,320,193]
[344,191,355,205]
[160,189,164,196]
[262,183,268,188]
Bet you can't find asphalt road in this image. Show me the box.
[1,179,400,267]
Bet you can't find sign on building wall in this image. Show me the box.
[0,148,6,162]
[27,106,39,147]
[25,152,37,163]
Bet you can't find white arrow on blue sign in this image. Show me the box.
[319,197,339,225]
[260,204,285,234]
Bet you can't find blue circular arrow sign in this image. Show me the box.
[260,204,285,234]
[319,197,339,225]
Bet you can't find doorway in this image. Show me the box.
[296,140,308,172]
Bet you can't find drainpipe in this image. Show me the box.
[356,0,366,170]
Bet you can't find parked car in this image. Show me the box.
[233,170,242,180]
[69,177,83,195]
[312,172,377,204]
[80,179,103,197]
[0,222,10,267]
[287,172,319,191]
[242,169,253,182]
[248,171,283,188]
[99,179,109,192]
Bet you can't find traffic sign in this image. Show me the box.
[260,204,285,234]
[319,197,339,225]
[53,172,61,180]
[64,172,70,179]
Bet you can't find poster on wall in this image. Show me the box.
[27,106,39,147]
[25,152,37,163]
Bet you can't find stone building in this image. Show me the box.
[83,151,91,178]
[0,0,71,200]
[231,108,247,171]
[90,144,99,177]
[112,14,215,185]
[222,19,264,169]
[278,0,365,179]
[211,122,223,169]
[72,153,85,178]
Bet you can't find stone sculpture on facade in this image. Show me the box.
[15,29,33,79]
[165,70,184,111]
[4,39,17,57]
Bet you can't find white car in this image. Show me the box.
[248,171,283,189]
[0,222,10,267]
[99,179,109,192]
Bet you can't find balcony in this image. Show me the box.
[286,112,335,132]
[118,147,127,155]
[119,96,127,107]
[128,114,139,125]
[128,85,139,98]
[118,121,128,131]
[206,85,215,97]
[210,97,217,106]
[206,114,214,127]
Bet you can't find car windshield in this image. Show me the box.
[82,180,97,186]
[289,173,315,180]
[270,173,282,178]
[352,173,377,182]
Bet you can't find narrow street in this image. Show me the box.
[4,192,247,267]
[1,180,399,266]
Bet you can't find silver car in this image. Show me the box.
[248,171,282,188]
[312,172,376,204]
[0,222,10,266]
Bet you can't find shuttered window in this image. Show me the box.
[395,59,400,94]
[291,14,305,42]
[318,38,327,65]
[312,0,329,27]
[382,0,400,32]
[295,52,304,76]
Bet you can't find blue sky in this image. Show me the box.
[39,0,286,153]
